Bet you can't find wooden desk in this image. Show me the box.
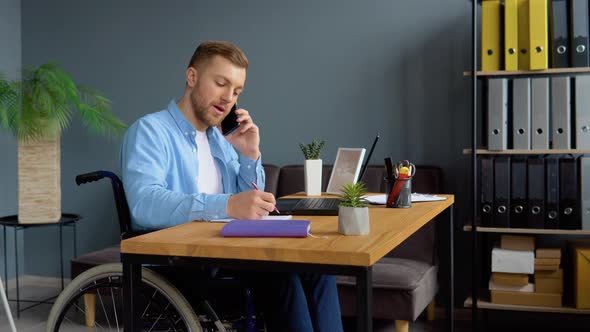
[122,194,454,332]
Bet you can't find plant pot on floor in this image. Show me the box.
[338,206,370,235]
[304,159,322,196]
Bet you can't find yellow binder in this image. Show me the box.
[529,0,549,70]
[505,0,519,70]
[518,0,530,70]
[482,0,501,71]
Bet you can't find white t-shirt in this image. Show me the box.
[195,130,223,194]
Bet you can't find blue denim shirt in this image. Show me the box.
[120,100,265,231]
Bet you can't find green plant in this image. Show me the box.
[298,139,326,159]
[0,62,126,142]
[339,182,369,208]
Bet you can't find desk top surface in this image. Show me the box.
[121,194,454,267]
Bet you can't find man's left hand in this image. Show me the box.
[225,108,260,160]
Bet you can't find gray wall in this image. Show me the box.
[0,0,23,280]
[10,0,472,300]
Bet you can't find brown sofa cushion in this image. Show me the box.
[337,258,439,321]
[263,164,280,196]
[71,245,120,279]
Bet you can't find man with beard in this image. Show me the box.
[120,41,343,332]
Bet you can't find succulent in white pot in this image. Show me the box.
[338,182,370,235]
[299,139,326,196]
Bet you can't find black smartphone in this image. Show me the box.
[221,103,240,136]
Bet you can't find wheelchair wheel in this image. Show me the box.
[46,263,206,332]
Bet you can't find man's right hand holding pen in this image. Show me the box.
[227,190,277,219]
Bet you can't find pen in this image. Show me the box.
[384,157,393,180]
[250,182,281,214]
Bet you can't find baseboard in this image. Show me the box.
[4,275,70,291]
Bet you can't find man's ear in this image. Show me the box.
[186,67,198,87]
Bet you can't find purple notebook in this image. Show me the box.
[221,219,311,238]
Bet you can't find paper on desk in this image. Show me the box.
[210,215,293,223]
[362,194,447,205]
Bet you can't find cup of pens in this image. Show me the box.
[385,160,415,208]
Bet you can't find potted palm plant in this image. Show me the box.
[338,182,370,235]
[0,62,126,224]
[299,139,326,196]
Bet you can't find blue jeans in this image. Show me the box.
[252,272,344,332]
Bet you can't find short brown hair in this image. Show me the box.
[188,41,249,70]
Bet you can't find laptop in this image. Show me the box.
[272,135,379,216]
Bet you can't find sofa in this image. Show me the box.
[71,163,443,331]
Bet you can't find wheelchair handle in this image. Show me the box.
[75,171,106,185]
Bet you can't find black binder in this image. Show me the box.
[570,0,590,67]
[528,158,546,228]
[494,157,511,227]
[551,0,570,68]
[560,157,580,229]
[545,158,560,229]
[481,157,494,227]
[510,157,528,228]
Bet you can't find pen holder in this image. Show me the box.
[385,177,412,208]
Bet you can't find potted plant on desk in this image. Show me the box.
[338,182,370,235]
[299,139,326,196]
[0,62,126,224]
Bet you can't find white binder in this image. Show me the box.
[550,76,571,149]
[512,78,531,149]
[531,78,549,149]
[487,78,508,150]
[574,76,590,148]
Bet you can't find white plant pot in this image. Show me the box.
[338,206,370,235]
[304,159,322,196]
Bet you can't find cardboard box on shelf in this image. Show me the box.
[536,248,561,259]
[489,279,534,292]
[490,290,562,307]
[491,248,534,274]
[535,257,561,265]
[535,268,563,279]
[536,278,563,294]
[573,248,590,308]
[535,264,560,271]
[501,235,535,251]
[491,272,529,287]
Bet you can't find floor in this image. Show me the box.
[0,275,587,331]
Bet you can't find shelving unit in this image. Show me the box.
[463,149,590,155]
[466,1,590,331]
[463,226,590,236]
[464,297,590,315]
[464,67,590,77]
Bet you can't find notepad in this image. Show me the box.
[210,215,293,223]
[221,219,310,237]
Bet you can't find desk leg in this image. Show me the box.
[123,256,141,332]
[356,266,373,332]
[447,205,455,332]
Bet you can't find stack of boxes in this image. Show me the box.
[490,235,562,307]
[534,248,563,297]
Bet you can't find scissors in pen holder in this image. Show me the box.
[393,160,416,180]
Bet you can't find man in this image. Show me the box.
[121,41,343,332]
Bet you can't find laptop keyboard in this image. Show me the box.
[298,198,340,209]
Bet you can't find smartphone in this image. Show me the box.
[221,103,240,136]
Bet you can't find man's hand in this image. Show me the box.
[227,190,276,219]
[225,108,260,160]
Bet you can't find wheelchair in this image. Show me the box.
[46,171,260,332]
